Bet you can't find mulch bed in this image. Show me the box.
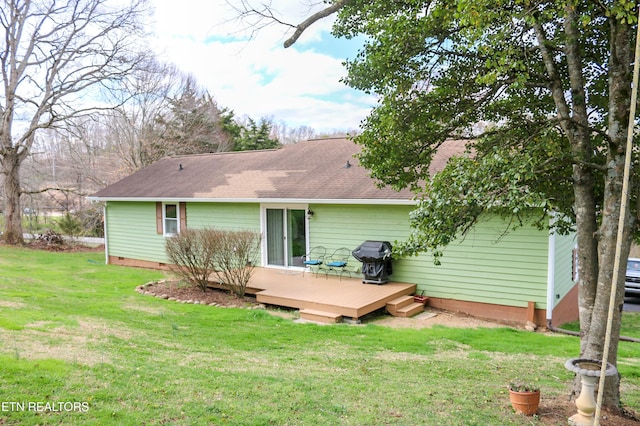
[137,279,260,308]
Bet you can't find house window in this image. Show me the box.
[164,203,179,235]
[572,248,579,282]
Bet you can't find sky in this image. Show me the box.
[148,0,375,133]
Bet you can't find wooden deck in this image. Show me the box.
[237,268,417,321]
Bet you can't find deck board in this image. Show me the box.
[239,268,416,320]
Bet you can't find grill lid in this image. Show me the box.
[352,241,392,262]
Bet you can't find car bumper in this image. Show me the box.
[625,281,640,296]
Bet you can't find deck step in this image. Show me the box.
[299,308,343,323]
[386,295,425,317]
[394,302,425,318]
[385,295,415,316]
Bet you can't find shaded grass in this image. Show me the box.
[0,246,638,425]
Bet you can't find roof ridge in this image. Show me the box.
[167,147,281,159]
[306,136,351,142]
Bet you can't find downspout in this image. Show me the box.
[546,227,556,326]
[103,203,109,265]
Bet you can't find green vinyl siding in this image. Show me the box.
[187,203,260,231]
[105,202,260,264]
[308,204,551,309]
[307,204,413,274]
[416,219,549,308]
[552,232,577,307]
[105,201,169,263]
[105,200,560,309]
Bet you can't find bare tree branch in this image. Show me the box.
[22,187,86,196]
[0,0,150,244]
[284,0,351,48]
[229,0,350,47]
[226,0,295,42]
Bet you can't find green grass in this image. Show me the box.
[0,246,638,425]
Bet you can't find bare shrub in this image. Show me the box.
[76,203,105,238]
[212,230,262,297]
[165,228,261,295]
[165,229,219,292]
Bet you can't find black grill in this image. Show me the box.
[352,241,393,284]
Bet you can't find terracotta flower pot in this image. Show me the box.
[413,295,429,305]
[509,389,540,416]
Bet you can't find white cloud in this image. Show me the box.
[148,0,374,133]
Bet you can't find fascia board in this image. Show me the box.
[86,196,416,206]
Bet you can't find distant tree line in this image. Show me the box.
[13,61,349,238]
[0,0,351,244]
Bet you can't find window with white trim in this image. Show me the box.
[163,203,179,235]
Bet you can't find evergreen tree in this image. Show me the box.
[233,117,281,151]
[151,77,233,159]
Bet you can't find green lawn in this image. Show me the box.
[0,245,638,425]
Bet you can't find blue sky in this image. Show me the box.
[149,0,375,133]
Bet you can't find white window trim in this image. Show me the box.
[163,203,180,236]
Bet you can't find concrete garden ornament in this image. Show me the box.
[564,358,618,426]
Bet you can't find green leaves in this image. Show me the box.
[331,0,627,261]
[607,0,638,24]
[393,141,570,261]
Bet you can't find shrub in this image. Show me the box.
[211,229,261,297]
[165,228,219,292]
[75,204,104,237]
[57,212,83,238]
[165,228,261,296]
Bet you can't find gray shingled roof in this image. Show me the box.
[90,138,466,202]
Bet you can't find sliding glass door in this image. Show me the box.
[266,209,285,266]
[265,207,306,267]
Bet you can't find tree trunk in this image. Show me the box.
[575,14,634,411]
[584,151,632,408]
[1,152,24,245]
[573,162,598,353]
